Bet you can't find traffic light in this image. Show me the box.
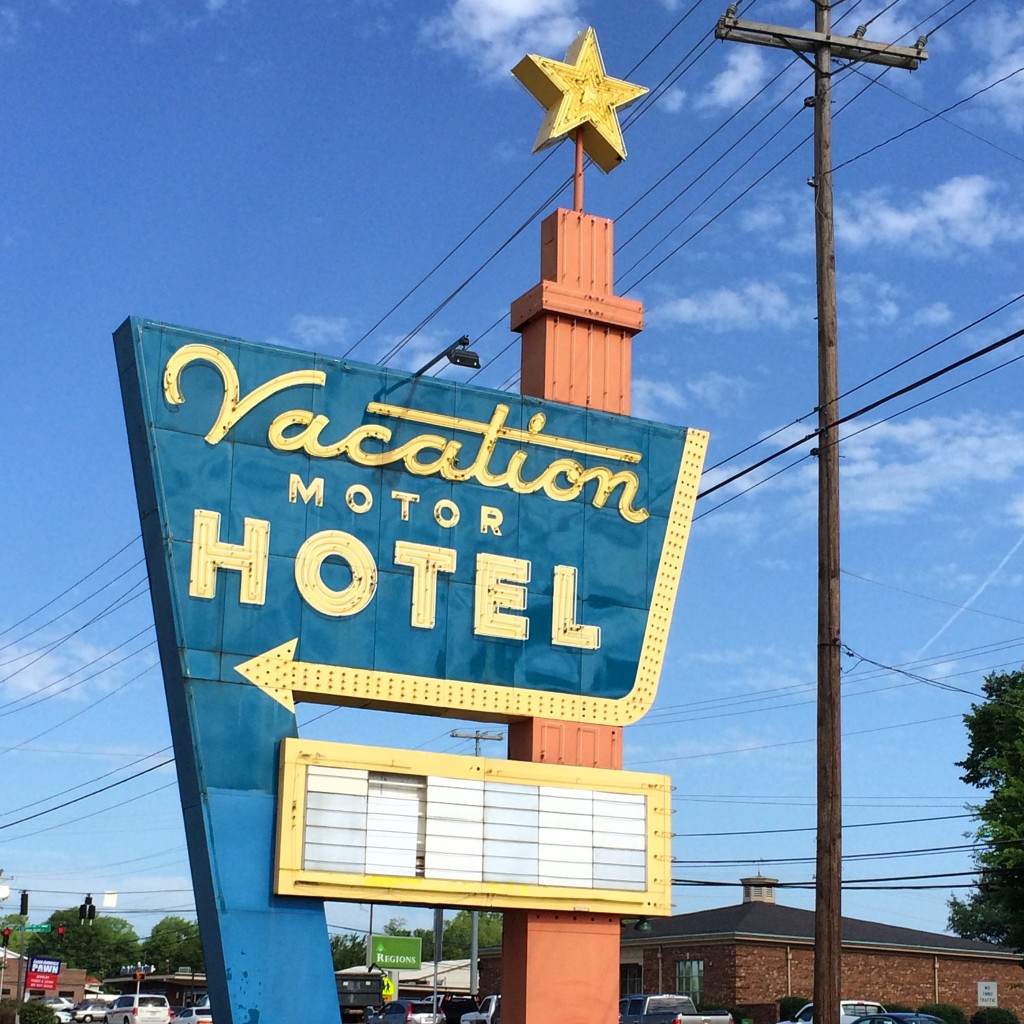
[79,894,95,924]
[19,891,28,917]
[2,928,9,949]
[57,925,65,944]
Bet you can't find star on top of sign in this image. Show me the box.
[512,26,648,175]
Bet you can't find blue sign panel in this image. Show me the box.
[114,317,707,1023]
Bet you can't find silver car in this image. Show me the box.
[370,1001,444,1024]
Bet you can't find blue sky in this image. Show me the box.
[3,0,1024,955]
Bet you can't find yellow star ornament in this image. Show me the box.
[512,26,648,174]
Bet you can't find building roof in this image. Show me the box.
[625,900,1021,959]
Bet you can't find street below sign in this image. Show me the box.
[24,924,51,933]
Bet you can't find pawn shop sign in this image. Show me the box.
[117,317,707,728]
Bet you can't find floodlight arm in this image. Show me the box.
[414,335,479,376]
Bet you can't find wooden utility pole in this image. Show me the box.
[449,729,505,1001]
[714,8,926,1024]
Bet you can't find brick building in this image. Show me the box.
[477,877,1022,1020]
[618,878,1023,1024]
[0,949,90,1003]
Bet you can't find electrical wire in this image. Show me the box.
[842,568,1024,626]
[0,536,140,642]
[697,324,1024,502]
[674,812,973,837]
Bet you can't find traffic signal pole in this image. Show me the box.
[714,6,926,1021]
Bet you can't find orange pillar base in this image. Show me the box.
[502,911,621,1024]
[508,718,622,769]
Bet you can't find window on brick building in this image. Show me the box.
[620,962,643,995]
[675,959,704,1007]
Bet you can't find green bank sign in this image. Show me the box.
[371,935,422,970]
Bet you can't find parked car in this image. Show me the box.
[461,994,499,1024]
[172,1008,213,1023]
[369,1000,444,1024]
[433,995,478,1024]
[104,993,171,1024]
[780,1002,886,1024]
[620,995,734,1024]
[850,1014,945,1024]
[75,1002,112,1023]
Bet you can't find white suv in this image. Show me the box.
[104,994,171,1024]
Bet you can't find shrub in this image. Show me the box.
[920,1004,969,1024]
[779,997,810,1021]
[886,1006,915,1014]
[731,1007,760,1024]
[0,1002,56,1024]
[971,1010,1020,1024]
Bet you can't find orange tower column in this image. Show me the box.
[502,207,643,1024]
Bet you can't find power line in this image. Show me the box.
[697,324,1024,502]
[0,535,140,642]
[831,63,1024,177]
[0,759,174,833]
[842,568,1024,626]
[673,837,1020,866]
[674,812,973,837]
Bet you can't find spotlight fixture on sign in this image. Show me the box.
[414,334,481,376]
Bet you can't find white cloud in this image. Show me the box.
[423,0,583,80]
[687,370,750,410]
[838,175,1024,255]
[658,87,687,115]
[838,273,902,326]
[1007,492,1024,527]
[702,413,1024,530]
[842,413,1024,516]
[845,5,919,45]
[633,377,685,421]
[287,314,351,350]
[915,302,953,327]
[740,191,814,253]
[0,6,18,45]
[650,279,814,332]
[964,7,1024,129]
[633,371,749,421]
[697,48,768,110]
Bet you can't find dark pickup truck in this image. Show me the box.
[620,995,735,1024]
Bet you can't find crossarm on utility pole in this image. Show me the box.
[715,14,928,69]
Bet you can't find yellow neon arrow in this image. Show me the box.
[235,640,302,712]
[232,638,658,725]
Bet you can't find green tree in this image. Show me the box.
[140,916,204,974]
[376,912,502,959]
[441,911,502,957]
[25,907,139,979]
[330,932,367,971]
[947,668,1024,949]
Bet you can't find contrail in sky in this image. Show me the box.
[917,532,1024,658]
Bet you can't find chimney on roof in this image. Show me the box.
[741,874,778,904]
